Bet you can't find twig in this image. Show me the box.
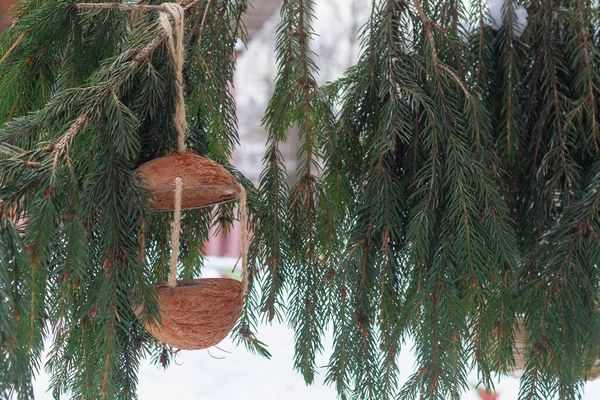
[438,63,470,98]
[0,30,27,66]
[76,3,167,11]
[197,0,213,43]
[24,161,42,168]
[411,0,440,65]
[76,0,205,13]
[172,348,184,365]
[231,255,241,274]
[214,345,232,354]
[182,0,205,10]
[411,0,471,99]
[52,113,87,174]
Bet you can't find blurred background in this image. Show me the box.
[0,0,596,398]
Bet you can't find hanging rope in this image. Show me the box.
[169,177,183,288]
[159,3,186,287]
[239,186,248,293]
[157,3,187,152]
[76,1,248,292]
[158,4,248,291]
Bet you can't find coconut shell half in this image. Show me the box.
[136,152,240,211]
[143,278,243,350]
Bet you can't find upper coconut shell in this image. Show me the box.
[136,152,240,211]
[141,278,244,350]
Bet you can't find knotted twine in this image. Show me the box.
[158,3,187,288]
[77,1,248,292]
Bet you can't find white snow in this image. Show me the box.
[31,258,600,399]
[488,0,529,38]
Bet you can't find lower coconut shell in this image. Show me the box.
[142,278,243,350]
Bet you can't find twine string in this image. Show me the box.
[158,3,186,288]
[168,177,183,288]
[157,3,187,152]
[76,1,248,292]
[239,186,248,293]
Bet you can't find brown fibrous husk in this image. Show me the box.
[136,152,240,211]
[141,278,243,350]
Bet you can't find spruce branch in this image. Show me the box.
[569,0,599,152]
[496,0,521,164]
[45,18,176,178]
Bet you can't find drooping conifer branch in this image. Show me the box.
[0,0,599,398]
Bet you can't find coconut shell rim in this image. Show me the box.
[155,277,243,290]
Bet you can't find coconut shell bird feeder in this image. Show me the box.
[135,156,248,350]
[133,4,248,351]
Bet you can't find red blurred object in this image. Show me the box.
[204,222,241,258]
[478,389,499,400]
